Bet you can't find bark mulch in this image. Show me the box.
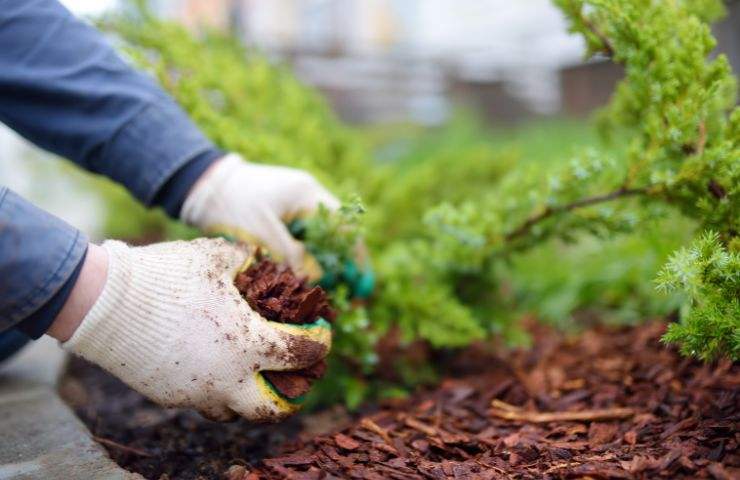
[250,321,738,480]
[62,321,738,480]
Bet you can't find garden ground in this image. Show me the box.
[62,321,738,479]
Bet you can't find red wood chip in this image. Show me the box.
[588,422,619,446]
[334,433,360,451]
[623,429,638,445]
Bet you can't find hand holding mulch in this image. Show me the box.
[235,255,335,399]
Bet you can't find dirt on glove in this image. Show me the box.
[234,256,335,399]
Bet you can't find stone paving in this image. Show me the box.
[0,337,140,480]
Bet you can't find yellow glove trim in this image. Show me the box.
[254,372,302,413]
[267,320,333,347]
[207,223,323,281]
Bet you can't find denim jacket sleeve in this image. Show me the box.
[0,0,224,336]
[0,0,220,206]
[0,188,88,335]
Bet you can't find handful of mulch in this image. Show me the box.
[235,256,335,400]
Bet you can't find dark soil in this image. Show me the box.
[62,322,738,480]
[235,257,335,399]
[61,355,302,479]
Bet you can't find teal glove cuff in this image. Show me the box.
[288,220,374,299]
[318,259,374,299]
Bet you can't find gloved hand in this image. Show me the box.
[63,238,331,422]
[182,153,340,277]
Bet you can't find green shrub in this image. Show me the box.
[658,231,739,360]
[95,0,737,406]
[423,0,738,359]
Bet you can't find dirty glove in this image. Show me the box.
[182,153,340,276]
[63,238,331,422]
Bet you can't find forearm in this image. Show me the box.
[46,243,107,342]
[0,0,221,214]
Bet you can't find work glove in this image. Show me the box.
[182,153,340,277]
[63,238,331,422]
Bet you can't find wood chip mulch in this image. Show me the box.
[244,321,738,480]
[236,256,335,399]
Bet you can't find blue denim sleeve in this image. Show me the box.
[0,188,88,335]
[0,0,221,207]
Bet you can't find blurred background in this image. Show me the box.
[0,0,740,244]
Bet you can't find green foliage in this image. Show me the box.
[433,0,737,258]
[308,284,378,409]
[371,241,488,348]
[362,114,517,244]
[295,199,366,286]
[372,0,739,362]
[554,0,739,359]
[93,0,738,406]
[509,216,693,329]
[658,232,739,360]
[420,0,738,360]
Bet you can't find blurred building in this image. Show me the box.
[50,0,740,125]
[560,60,623,117]
[158,0,586,124]
[714,1,740,77]
[48,0,740,125]
[450,78,532,125]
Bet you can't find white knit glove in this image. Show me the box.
[63,238,331,422]
[182,154,339,277]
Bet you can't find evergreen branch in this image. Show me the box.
[697,121,707,156]
[582,15,615,57]
[505,186,648,241]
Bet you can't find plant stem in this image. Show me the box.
[581,13,615,57]
[490,405,635,423]
[504,187,648,241]
[93,436,152,457]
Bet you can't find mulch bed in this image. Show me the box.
[62,321,738,480]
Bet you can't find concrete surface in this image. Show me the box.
[0,338,141,480]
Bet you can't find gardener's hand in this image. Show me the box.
[182,153,339,277]
[58,238,331,422]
